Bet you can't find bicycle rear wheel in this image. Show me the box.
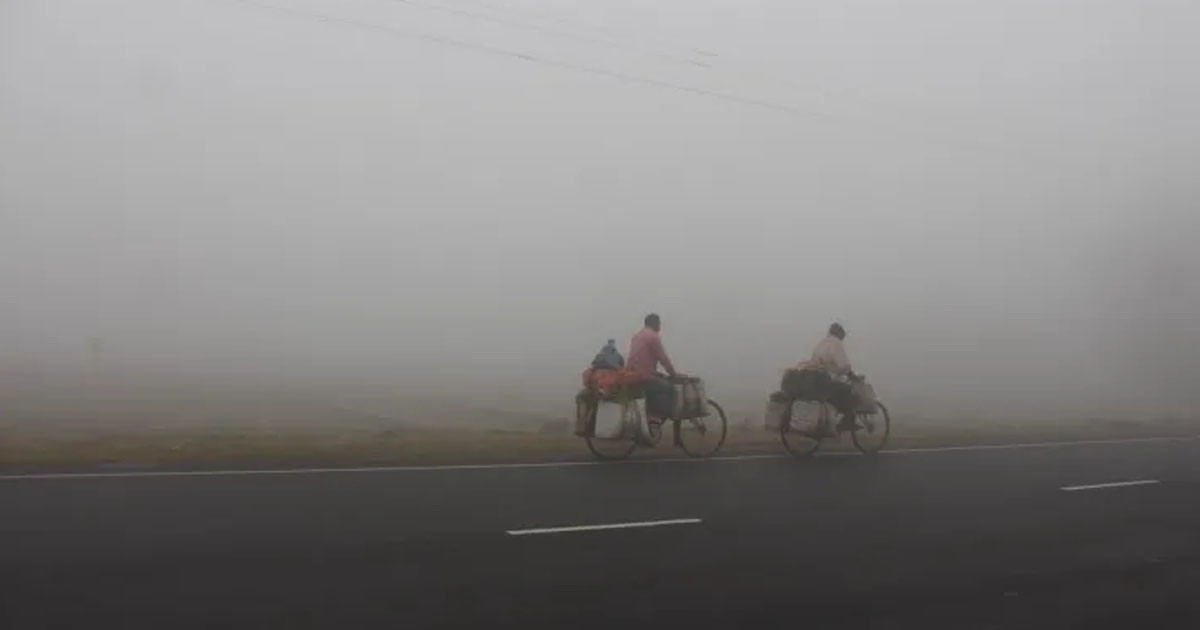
[582,400,637,460]
[850,402,891,455]
[585,436,636,460]
[780,399,827,457]
[676,399,728,457]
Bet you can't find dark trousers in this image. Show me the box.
[643,378,677,419]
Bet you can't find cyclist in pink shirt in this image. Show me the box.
[628,314,677,380]
[627,314,678,445]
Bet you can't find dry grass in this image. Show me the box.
[2,415,1195,472]
[0,427,578,470]
[2,375,1195,471]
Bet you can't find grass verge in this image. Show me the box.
[1,417,1196,473]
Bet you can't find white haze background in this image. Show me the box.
[2,0,1197,421]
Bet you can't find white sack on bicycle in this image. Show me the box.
[623,399,648,440]
[592,401,628,439]
[672,379,708,419]
[764,390,789,431]
[851,380,880,415]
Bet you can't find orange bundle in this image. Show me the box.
[582,368,649,396]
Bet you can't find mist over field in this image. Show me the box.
[2,0,1198,430]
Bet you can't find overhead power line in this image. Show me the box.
[389,0,714,68]
[216,0,1015,154]
[225,0,839,120]
[420,0,907,109]
[419,0,1049,143]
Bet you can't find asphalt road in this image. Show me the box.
[2,437,1199,629]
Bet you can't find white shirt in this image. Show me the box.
[798,335,852,376]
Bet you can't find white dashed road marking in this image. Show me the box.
[1060,479,1161,492]
[507,518,702,536]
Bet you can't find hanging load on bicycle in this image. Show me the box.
[764,322,891,455]
[573,314,727,459]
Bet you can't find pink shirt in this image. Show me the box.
[627,327,676,378]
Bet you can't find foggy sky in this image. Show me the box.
[2,0,1197,417]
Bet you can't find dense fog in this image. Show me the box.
[2,0,1197,420]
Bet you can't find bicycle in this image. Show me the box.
[779,374,891,457]
[576,375,728,460]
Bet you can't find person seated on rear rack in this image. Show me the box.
[627,313,678,445]
[785,322,857,432]
[591,339,625,371]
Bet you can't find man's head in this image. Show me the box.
[829,322,846,340]
[644,313,662,332]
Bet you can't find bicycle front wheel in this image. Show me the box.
[850,402,891,455]
[676,399,728,457]
[780,399,826,457]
